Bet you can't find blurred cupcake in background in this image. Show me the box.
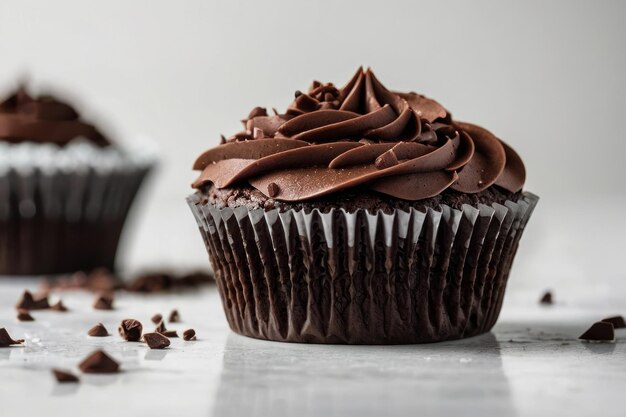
[0,84,155,275]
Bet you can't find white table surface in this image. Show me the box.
[1,197,626,417]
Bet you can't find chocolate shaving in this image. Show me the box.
[168,309,180,323]
[579,322,615,342]
[119,319,143,341]
[0,328,24,347]
[182,329,196,341]
[79,350,119,373]
[601,316,626,329]
[161,330,178,338]
[15,290,49,310]
[52,369,79,383]
[17,309,34,322]
[143,332,170,349]
[88,323,109,337]
[93,293,114,310]
[539,291,553,305]
[51,300,68,312]
[151,313,163,324]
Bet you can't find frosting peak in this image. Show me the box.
[193,68,525,202]
[0,85,110,147]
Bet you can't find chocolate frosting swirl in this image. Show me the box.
[0,86,109,146]
[192,67,525,201]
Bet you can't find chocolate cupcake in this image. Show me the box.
[0,85,154,275]
[187,67,537,344]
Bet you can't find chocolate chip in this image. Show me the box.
[294,90,303,98]
[79,350,119,374]
[155,320,167,333]
[162,330,178,338]
[50,300,68,312]
[539,291,553,305]
[267,182,280,198]
[52,369,79,383]
[88,323,109,337]
[15,290,49,310]
[168,309,180,323]
[220,134,227,144]
[374,150,399,170]
[16,309,34,322]
[182,329,196,341]
[118,319,143,342]
[151,313,163,324]
[93,293,114,310]
[0,328,23,347]
[601,316,626,329]
[247,106,267,119]
[143,332,170,349]
[579,322,615,342]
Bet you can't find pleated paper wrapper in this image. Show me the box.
[188,192,538,344]
[0,140,155,275]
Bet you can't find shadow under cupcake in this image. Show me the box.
[187,67,538,344]
[0,85,155,275]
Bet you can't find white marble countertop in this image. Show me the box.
[2,198,626,417]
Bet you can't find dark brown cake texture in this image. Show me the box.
[187,67,537,344]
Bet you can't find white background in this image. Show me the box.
[1,1,625,289]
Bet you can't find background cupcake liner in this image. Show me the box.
[0,141,155,275]
[188,192,538,344]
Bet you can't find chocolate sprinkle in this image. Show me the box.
[182,329,196,341]
[0,328,23,347]
[601,316,626,329]
[93,293,114,310]
[151,313,163,324]
[88,323,109,337]
[16,309,34,322]
[579,322,615,342]
[162,330,178,338]
[79,350,119,374]
[168,309,180,323]
[15,290,49,310]
[118,319,143,342]
[50,300,68,312]
[143,332,170,349]
[539,291,553,305]
[52,369,79,383]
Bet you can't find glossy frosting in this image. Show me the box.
[0,86,109,146]
[192,68,525,202]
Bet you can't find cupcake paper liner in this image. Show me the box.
[187,192,538,344]
[0,141,154,275]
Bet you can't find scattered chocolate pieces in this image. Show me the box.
[88,323,109,337]
[52,369,79,383]
[168,309,180,323]
[125,270,213,293]
[15,290,50,310]
[93,293,114,310]
[601,315,626,329]
[539,291,553,305]
[79,350,119,374]
[143,332,170,349]
[579,322,615,342]
[0,328,24,347]
[151,313,163,324]
[155,320,167,333]
[50,300,68,312]
[161,330,178,338]
[16,309,34,322]
[267,182,280,198]
[118,319,143,341]
[182,329,196,341]
[40,268,123,293]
